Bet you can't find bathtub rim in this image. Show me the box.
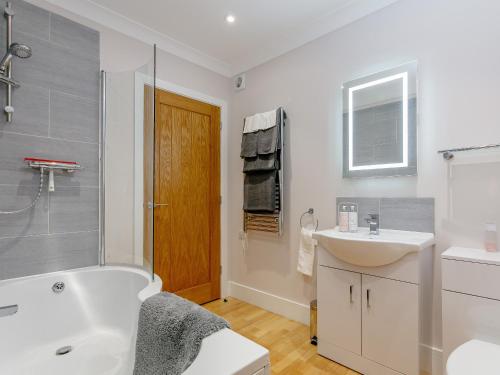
[0,265,162,301]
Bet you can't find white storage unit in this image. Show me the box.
[317,243,433,375]
[442,247,500,368]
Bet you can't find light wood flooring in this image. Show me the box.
[204,298,359,375]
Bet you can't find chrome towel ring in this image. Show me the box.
[300,208,318,231]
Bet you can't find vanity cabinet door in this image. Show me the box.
[362,275,419,375]
[318,266,361,355]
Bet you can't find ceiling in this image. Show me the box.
[42,0,402,76]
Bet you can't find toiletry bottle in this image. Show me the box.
[349,205,358,232]
[485,223,498,252]
[339,205,349,232]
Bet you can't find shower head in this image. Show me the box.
[0,43,32,73]
[10,43,32,58]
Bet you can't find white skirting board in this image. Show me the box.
[228,281,310,326]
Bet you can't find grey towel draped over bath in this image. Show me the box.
[241,108,282,213]
[133,292,230,375]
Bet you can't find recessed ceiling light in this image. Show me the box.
[225,14,235,24]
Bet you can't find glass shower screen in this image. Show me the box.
[102,45,156,280]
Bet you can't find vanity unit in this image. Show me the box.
[313,227,434,375]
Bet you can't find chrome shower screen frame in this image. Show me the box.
[98,44,157,282]
[99,70,106,267]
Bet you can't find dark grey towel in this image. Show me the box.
[240,131,258,158]
[133,292,230,375]
[243,171,277,212]
[257,125,279,155]
[243,153,279,172]
[262,108,282,153]
[241,108,281,158]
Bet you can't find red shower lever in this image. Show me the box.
[24,157,80,167]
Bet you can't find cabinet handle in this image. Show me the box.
[349,285,353,304]
[366,289,371,308]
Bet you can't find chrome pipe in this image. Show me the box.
[99,70,107,266]
[4,2,13,122]
[438,143,500,160]
[27,162,81,171]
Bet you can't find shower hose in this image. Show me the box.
[0,168,44,215]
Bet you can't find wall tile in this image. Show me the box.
[337,197,379,227]
[11,30,100,99]
[0,83,49,136]
[49,186,98,233]
[50,91,99,143]
[380,198,435,233]
[0,0,100,280]
[0,231,98,280]
[0,0,51,41]
[0,132,98,187]
[0,184,48,238]
[50,13,99,60]
[50,138,99,188]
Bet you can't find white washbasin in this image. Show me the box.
[313,227,435,267]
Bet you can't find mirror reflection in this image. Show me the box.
[343,62,417,178]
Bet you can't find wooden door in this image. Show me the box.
[361,274,419,375]
[317,266,362,356]
[153,89,221,304]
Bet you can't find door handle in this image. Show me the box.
[366,289,371,309]
[147,202,169,209]
[349,285,354,304]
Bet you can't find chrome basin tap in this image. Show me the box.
[366,214,380,235]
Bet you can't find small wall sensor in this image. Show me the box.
[234,73,246,91]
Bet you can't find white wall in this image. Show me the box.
[228,0,500,359]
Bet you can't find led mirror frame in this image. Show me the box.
[348,72,409,171]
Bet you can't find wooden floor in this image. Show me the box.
[204,298,360,375]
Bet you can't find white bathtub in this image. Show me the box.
[0,266,269,375]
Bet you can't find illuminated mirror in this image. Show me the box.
[343,62,417,178]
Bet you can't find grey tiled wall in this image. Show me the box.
[0,0,99,280]
[337,197,435,233]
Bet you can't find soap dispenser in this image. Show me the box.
[349,205,358,232]
[339,205,349,232]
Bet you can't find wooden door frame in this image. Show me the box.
[134,72,229,298]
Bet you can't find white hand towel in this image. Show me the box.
[243,109,277,133]
[297,228,317,276]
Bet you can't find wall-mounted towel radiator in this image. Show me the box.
[243,107,285,235]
